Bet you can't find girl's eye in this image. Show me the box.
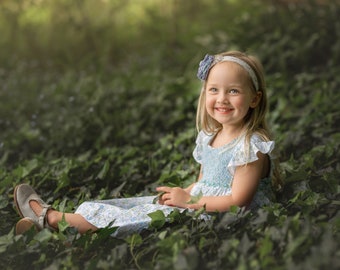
[208,88,218,93]
[229,89,239,94]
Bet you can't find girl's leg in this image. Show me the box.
[30,201,98,234]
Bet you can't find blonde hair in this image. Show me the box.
[196,50,283,190]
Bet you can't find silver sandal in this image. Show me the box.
[15,217,39,235]
[14,184,55,231]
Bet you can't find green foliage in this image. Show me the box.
[0,0,339,269]
[148,210,167,229]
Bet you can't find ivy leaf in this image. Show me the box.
[193,205,206,218]
[125,233,143,246]
[148,210,166,229]
[229,205,241,214]
[96,225,118,239]
[153,192,166,204]
[22,159,39,178]
[58,213,69,232]
[34,229,53,243]
[97,160,110,179]
[168,208,181,222]
[187,191,203,204]
[0,195,8,209]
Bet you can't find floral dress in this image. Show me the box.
[75,131,275,237]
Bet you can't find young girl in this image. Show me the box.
[14,51,281,237]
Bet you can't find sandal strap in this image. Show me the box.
[38,205,51,229]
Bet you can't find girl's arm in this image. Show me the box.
[157,153,267,212]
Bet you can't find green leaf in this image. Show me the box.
[148,210,166,229]
[229,205,240,214]
[158,230,168,240]
[95,224,118,239]
[0,195,8,209]
[0,230,15,253]
[168,208,182,222]
[193,206,206,218]
[187,191,203,204]
[259,235,273,259]
[125,233,143,246]
[33,229,53,243]
[22,159,39,178]
[58,213,69,232]
[153,191,166,204]
[97,160,110,179]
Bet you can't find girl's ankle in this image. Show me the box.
[46,209,59,229]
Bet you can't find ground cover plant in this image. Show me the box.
[0,0,339,269]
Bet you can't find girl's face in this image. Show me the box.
[205,61,261,131]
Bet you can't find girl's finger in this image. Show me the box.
[156,186,172,193]
[164,200,173,206]
[161,192,171,201]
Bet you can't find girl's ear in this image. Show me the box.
[250,91,262,108]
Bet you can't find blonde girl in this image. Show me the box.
[14,51,281,237]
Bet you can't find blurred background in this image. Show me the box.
[1,0,338,72]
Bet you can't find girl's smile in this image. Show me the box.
[215,106,233,113]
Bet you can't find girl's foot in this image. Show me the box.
[14,184,55,231]
[29,200,57,230]
[14,183,98,234]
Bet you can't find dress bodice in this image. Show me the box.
[190,131,276,208]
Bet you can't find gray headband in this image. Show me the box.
[197,54,259,91]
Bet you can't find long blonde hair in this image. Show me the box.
[196,51,283,190]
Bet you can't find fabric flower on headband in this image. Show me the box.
[197,54,214,81]
[196,53,260,90]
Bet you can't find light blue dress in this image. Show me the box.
[75,131,275,237]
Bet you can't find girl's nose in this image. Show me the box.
[217,92,229,103]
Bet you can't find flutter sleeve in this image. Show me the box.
[227,134,275,175]
[193,131,212,164]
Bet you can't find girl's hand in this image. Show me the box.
[156,186,191,208]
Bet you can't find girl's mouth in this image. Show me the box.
[215,107,233,113]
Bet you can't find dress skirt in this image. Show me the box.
[75,196,182,237]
